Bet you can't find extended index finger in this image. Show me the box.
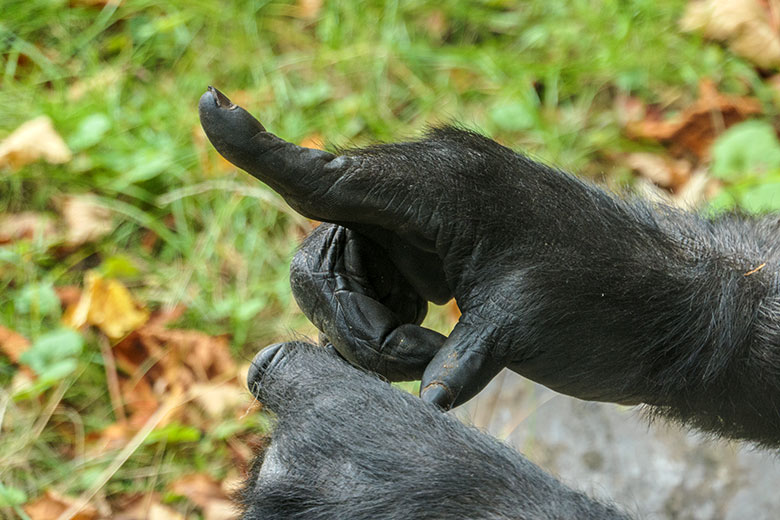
[199,87,410,226]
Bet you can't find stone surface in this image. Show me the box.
[454,370,780,519]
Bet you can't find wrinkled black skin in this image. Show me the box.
[240,342,629,520]
[199,88,780,447]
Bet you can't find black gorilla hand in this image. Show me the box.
[200,88,780,445]
[199,87,517,407]
[241,342,628,520]
[288,223,449,382]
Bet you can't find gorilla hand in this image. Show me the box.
[241,342,628,520]
[200,88,780,447]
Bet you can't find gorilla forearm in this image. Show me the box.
[240,343,629,520]
[357,129,780,444]
[502,200,780,444]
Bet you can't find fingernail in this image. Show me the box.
[207,86,235,109]
[421,383,453,410]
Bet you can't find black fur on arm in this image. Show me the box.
[239,342,630,520]
[618,210,780,446]
[290,129,780,447]
[468,139,780,445]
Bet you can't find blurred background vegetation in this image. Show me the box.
[2,0,780,517]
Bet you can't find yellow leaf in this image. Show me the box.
[63,271,149,340]
[0,116,72,170]
[60,194,114,246]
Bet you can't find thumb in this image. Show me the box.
[420,317,504,410]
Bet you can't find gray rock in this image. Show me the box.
[455,370,780,519]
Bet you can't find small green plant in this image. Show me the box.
[708,120,780,214]
[16,328,84,398]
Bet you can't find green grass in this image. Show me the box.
[0,0,776,516]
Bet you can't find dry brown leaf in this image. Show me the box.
[299,133,325,150]
[67,67,123,101]
[138,327,236,387]
[23,490,99,520]
[55,285,82,308]
[681,0,780,69]
[63,271,150,339]
[0,116,72,170]
[170,473,230,510]
[673,169,717,210]
[0,325,30,364]
[146,304,187,328]
[613,93,648,127]
[85,381,159,456]
[60,194,114,247]
[113,494,185,520]
[85,421,133,456]
[0,212,56,244]
[122,377,161,429]
[626,80,761,160]
[624,153,692,189]
[297,0,323,19]
[424,9,448,41]
[113,325,235,405]
[191,382,248,418]
[203,500,239,520]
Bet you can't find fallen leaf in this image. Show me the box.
[121,377,160,429]
[85,421,134,456]
[203,500,239,520]
[113,494,185,520]
[0,212,56,244]
[297,0,323,19]
[23,490,98,520]
[298,133,325,150]
[626,80,761,160]
[0,326,30,364]
[112,325,236,417]
[67,67,123,101]
[146,304,187,328]
[55,285,82,308]
[673,169,717,210]
[613,93,648,127]
[170,473,230,510]
[424,9,448,41]
[60,194,114,247]
[63,271,150,339]
[624,153,692,189]
[138,327,236,387]
[171,473,238,520]
[681,0,780,69]
[191,382,248,418]
[0,116,72,170]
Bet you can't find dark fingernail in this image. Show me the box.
[247,343,286,395]
[421,382,454,410]
[207,86,235,109]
